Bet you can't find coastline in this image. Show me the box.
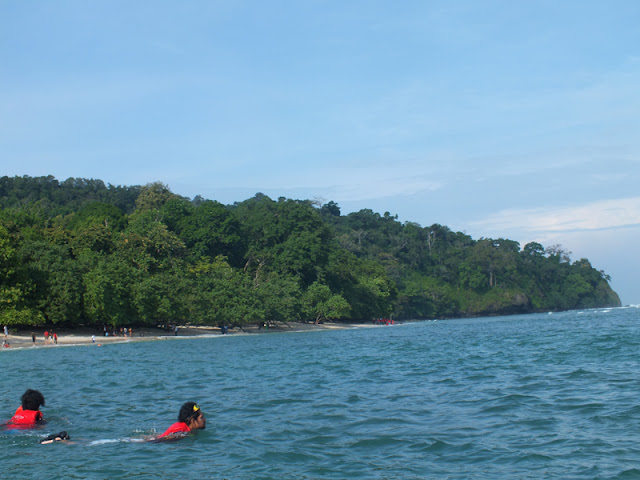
[1,321,379,350]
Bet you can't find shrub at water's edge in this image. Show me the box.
[0,175,621,328]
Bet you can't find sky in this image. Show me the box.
[1,1,639,304]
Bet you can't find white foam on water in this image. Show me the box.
[88,437,145,445]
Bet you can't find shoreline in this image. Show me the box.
[1,322,380,350]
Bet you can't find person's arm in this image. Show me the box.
[40,431,70,444]
[36,411,47,424]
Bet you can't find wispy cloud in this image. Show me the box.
[469,196,640,235]
[230,163,445,202]
[325,175,443,202]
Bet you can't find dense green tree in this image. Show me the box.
[84,256,137,327]
[0,175,622,327]
[71,223,116,255]
[165,199,243,265]
[302,281,350,324]
[235,195,332,287]
[187,255,255,326]
[0,223,43,325]
[255,273,304,325]
[67,202,126,231]
[134,182,177,214]
[132,269,191,326]
[18,238,83,325]
[320,201,341,217]
[124,210,186,272]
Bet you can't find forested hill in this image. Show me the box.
[0,175,621,328]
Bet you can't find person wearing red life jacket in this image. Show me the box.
[156,402,206,440]
[7,389,46,429]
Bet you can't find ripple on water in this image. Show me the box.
[3,308,640,479]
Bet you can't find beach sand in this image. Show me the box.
[1,321,378,350]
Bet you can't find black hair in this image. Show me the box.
[178,401,200,423]
[21,389,45,410]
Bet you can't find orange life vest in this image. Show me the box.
[8,406,43,428]
[158,421,191,438]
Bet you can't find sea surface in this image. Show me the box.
[2,307,640,479]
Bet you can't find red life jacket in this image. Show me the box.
[158,421,191,438]
[8,406,43,428]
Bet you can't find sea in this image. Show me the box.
[2,306,640,480]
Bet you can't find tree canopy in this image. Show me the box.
[0,175,621,327]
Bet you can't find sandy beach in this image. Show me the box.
[1,321,378,350]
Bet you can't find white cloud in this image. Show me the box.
[228,162,445,203]
[468,196,640,235]
[327,176,443,202]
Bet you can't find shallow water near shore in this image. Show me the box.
[2,307,640,479]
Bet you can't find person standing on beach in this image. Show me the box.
[156,402,206,440]
[3,325,8,337]
[7,389,46,429]
[31,331,36,345]
[53,333,58,344]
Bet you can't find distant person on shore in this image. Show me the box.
[3,325,8,337]
[6,389,46,429]
[53,332,58,344]
[155,402,206,440]
[31,331,36,345]
[44,330,49,344]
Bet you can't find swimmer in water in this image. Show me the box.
[7,389,46,429]
[39,431,70,444]
[155,402,206,440]
[40,401,206,445]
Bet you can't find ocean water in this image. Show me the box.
[2,306,640,479]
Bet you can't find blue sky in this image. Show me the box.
[1,1,639,304]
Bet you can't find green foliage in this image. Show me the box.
[233,195,332,287]
[302,281,350,323]
[320,201,341,217]
[67,202,126,231]
[83,256,137,326]
[18,238,83,325]
[0,223,44,325]
[163,199,243,265]
[395,274,458,319]
[0,175,140,215]
[0,175,622,327]
[187,255,256,326]
[255,273,304,324]
[135,182,177,213]
[131,270,191,326]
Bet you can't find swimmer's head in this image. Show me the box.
[22,389,45,410]
[178,402,199,422]
[178,401,206,430]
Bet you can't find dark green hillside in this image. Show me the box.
[0,175,620,328]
